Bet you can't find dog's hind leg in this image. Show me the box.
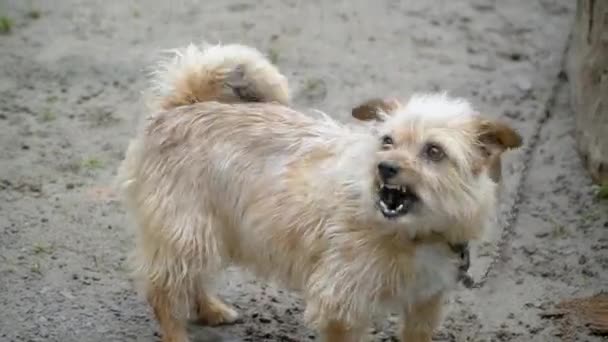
[134,223,218,342]
[191,217,239,326]
[137,248,197,342]
[133,200,234,339]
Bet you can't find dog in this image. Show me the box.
[117,43,522,342]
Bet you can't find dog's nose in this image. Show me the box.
[378,161,400,180]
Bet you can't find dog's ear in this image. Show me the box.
[476,119,522,153]
[352,98,401,122]
[474,118,522,181]
[476,119,522,168]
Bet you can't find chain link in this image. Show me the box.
[470,57,568,289]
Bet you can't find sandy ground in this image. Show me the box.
[0,0,606,341]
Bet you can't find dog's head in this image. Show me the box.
[353,94,522,240]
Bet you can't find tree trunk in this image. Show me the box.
[567,0,608,184]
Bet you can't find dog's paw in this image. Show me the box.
[196,296,240,326]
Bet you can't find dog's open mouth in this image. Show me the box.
[377,183,419,218]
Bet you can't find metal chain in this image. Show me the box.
[470,46,569,289]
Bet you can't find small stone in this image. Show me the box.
[469,55,496,71]
[508,52,524,61]
[578,255,588,265]
[515,76,532,92]
[504,109,521,119]
[522,245,537,255]
[582,268,596,277]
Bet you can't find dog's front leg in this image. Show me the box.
[400,293,444,342]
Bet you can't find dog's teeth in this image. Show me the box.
[396,204,404,211]
[400,186,406,193]
[380,201,388,210]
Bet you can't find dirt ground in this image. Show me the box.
[1,0,606,341]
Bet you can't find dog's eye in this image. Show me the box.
[381,135,394,149]
[423,142,446,162]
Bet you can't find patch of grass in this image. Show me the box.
[0,16,12,34]
[581,209,599,222]
[132,9,140,18]
[27,9,40,19]
[60,160,82,173]
[30,261,41,275]
[90,109,120,127]
[551,221,569,238]
[32,242,54,255]
[304,78,324,91]
[40,109,56,122]
[267,47,279,64]
[552,224,568,238]
[300,77,328,102]
[546,216,569,238]
[46,95,58,103]
[114,262,129,274]
[596,183,608,200]
[82,157,103,170]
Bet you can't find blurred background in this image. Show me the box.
[0,1,606,341]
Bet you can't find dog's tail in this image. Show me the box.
[147,43,290,111]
